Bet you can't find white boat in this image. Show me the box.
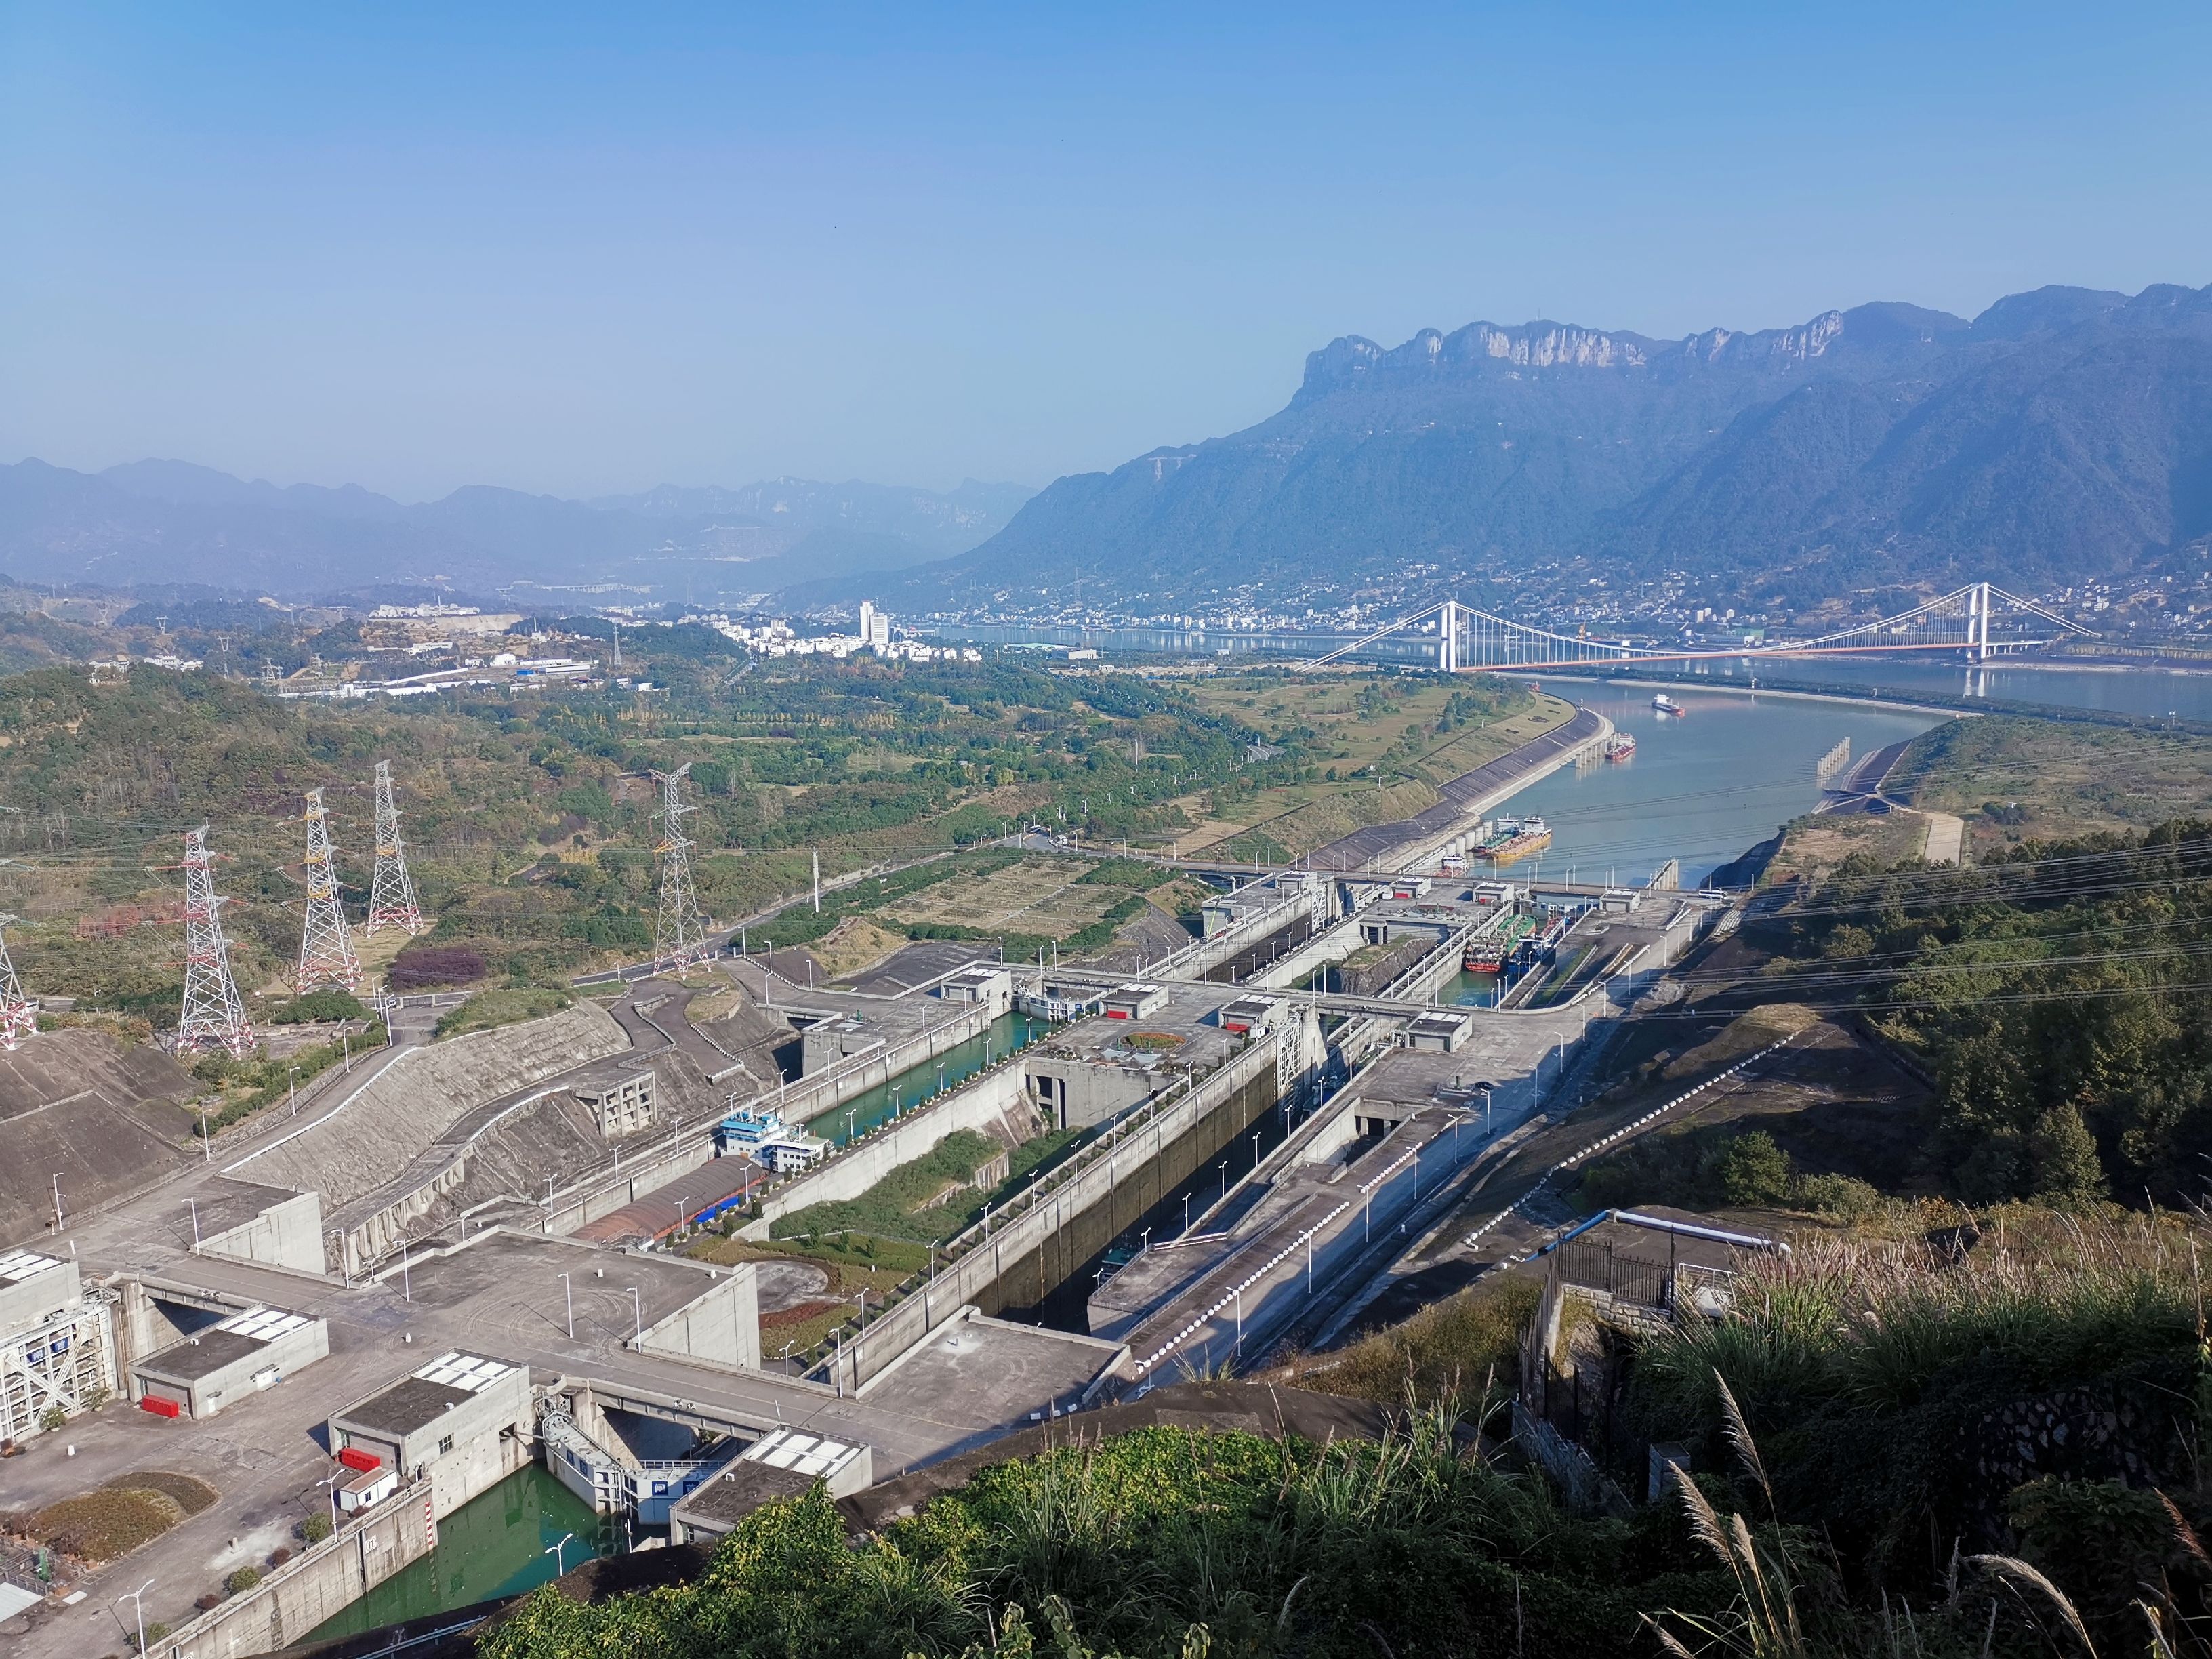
[1651,694,1683,714]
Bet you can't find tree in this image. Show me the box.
[2030,1103,2106,1202]
[1715,1132,1793,1207]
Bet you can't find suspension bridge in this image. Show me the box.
[1298,581,2093,673]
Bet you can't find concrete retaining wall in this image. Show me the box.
[195,1189,325,1275]
[635,1263,761,1371]
[739,1060,1033,1235]
[155,1481,441,1659]
[541,1000,998,1240]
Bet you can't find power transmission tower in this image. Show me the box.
[176,826,255,1057]
[652,763,708,972]
[295,787,361,991]
[365,760,423,936]
[0,913,36,1051]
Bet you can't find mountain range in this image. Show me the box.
[0,460,1031,600]
[828,281,2212,612]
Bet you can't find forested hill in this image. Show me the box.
[834,281,2212,611]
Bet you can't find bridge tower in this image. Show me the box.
[176,826,255,1057]
[295,788,361,991]
[1438,602,1458,674]
[365,760,423,937]
[652,763,710,972]
[0,914,35,1050]
[1969,580,1992,663]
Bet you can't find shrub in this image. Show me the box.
[37,1405,66,1433]
[267,1544,292,1567]
[300,1511,333,1544]
[270,987,365,1024]
[224,1565,262,1595]
[388,944,487,990]
[1715,1131,1793,1206]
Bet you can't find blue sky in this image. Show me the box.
[3,3,2208,501]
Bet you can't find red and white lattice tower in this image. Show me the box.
[176,825,255,1057]
[365,760,422,937]
[652,763,710,972]
[295,787,361,991]
[0,913,37,1051]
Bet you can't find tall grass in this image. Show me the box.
[1637,1210,2205,1429]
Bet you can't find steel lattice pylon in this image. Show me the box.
[295,787,361,991]
[365,760,423,936]
[652,763,710,972]
[176,825,255,1057]
[0,912,36,1051]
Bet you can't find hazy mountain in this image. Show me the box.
[0,463,1031,600]
[834,281,2212,611]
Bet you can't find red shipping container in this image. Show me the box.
[138,1394,180,1419]
[337,1446,382,1473]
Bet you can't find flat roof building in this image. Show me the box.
[328,1351,533,1513]
[131,1305,329,1420]
[666,1427,872,1546]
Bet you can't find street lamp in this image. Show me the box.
[114,1577,155,1656]
[624,1286,642,1343]
[289,1064,300,1116]
[558,1272,574,1340]
[52,1173,64,1231]
[544,1532,576,1577]
[197,1103,211,1160]
[674,1196,689,1239]
[186,1200,200,1251]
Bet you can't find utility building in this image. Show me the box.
[130,1304,329,1420]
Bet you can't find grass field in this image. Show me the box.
[1174,676,1573,859]
[878,855,1124,937]
[1896,713,2212,855]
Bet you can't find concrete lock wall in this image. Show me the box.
[635,1263,761,1371]
[842,1038,1283,1393]
[157,1481,440,1659]
[544,1001,1000,1241]
[739,1061,1034,1237]
[197,1190,325,1275]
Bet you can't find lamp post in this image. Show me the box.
[674,1196,688,1240]
[544,1532,575,1577]
[624,1286,642,1343]
[52,1173,64,1231]
[289,1064,300,1116]
[115,1577,155,1656]
[197,1104,211,1160]
[400,1237,411,1303]
[319,1473,341,1530]
[558,1272,573,1340]
[186,1200,200,1251]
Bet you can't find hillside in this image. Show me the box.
[840,281,2212,611]
[0,459,1031,601]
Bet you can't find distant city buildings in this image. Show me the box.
[691,604,980,664]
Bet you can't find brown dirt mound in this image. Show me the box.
[104,1469,218,1517]
[1661,1003,1822,1080]
[35,1486,184,1561]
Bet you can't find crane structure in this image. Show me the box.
[652,763,710,972]
[0,913,35,1051]
[365,759,423,936]
[176,825,255,1057]
[295,787,361,991]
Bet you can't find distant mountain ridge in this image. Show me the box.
[0,461,1032,600]
[832,281,2212,611]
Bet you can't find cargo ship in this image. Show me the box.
[1603,734,1637,761]
[1463,912,1535,973]
[1475,816,1551,866]
[1651,694,1683,715]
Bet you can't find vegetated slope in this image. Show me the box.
[846,281,2212,610]
[0,459,1030,598]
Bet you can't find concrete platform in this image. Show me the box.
[863,1310,1122,1442]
